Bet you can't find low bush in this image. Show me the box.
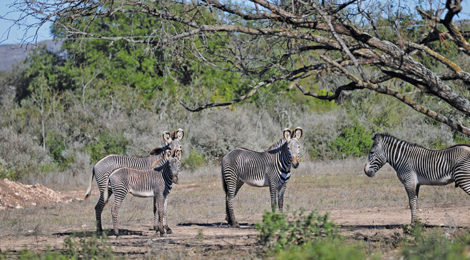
[1,235,115,260]
[274,238,368,260]
[87,130,128,163]
[255,208,338,252]
[401,224,470,260]
[329,120,374,158]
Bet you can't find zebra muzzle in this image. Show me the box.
[292,157,299,168]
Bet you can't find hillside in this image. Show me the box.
[0,40,61,72]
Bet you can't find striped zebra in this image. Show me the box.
[221,128,303,227]
[364,133,470,224]
[103,148,182,237]
[84,128,184,233]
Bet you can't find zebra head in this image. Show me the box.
[165,148,182,184]
[364,133,387,177]
[284,127,303,169]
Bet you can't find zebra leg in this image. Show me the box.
[269,183,278,212]
[156,197,166,237]
[111,194,123,237]
[153,196,158,231]
[163,196,172,234]
[225,180,242,228]
[404,184,419,224]
[94,191,109,234]
[277,184,287,212]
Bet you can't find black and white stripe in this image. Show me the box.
[85,129,184,233]
[364,133,470,224]
[103,149,181,237]
[221,128,303,227]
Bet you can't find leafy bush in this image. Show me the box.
[62,235,115,259]
[46,131,73,167]
[255,209,338,252]
[274,238,368,260]
[401,224,470,260]
[329,121,373,158]
[87,130,128,163]
[184,149,206,170]
[1,235,115,260]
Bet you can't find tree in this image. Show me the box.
[6,0,470,135]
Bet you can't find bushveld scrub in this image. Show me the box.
[401,223,470,260]
[256,209,338,252]
[255,208,370,259]
[0,235,115,260]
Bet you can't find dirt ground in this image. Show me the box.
[1,160,470,258]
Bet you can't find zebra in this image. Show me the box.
[364,133,470,224]
[221,128,303,227]
[103,147,182,237]
[84,128,184,233]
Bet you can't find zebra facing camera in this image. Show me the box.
[283,129,292,141]
[176,128,184,140]
[293,127,303,139]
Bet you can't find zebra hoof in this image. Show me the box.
[230,222,240,228]
[166,227,173,234]
[159,232,166,237]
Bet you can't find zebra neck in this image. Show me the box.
[161,165,173,191]
[278,144,292,184]
[383,137,409,170]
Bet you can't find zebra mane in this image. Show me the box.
[378,133,426,149]
[266,139,287,152]
[148,144,169,156]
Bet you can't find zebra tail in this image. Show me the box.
[103,178,110,205]
[221,160,227,193]
[84,167,95,200]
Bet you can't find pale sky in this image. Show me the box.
[0,0,469,45]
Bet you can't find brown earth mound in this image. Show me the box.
[0,178,68,210]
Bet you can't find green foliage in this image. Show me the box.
[329,121,373,158]
[1,236,115,260]
[87,130,128,163]
[0,160,17,180]
[274,238,368,260]
[184,149,206,170]
[45,132,73,167]
[401,223,470,260]
[255,208,338,252]
[62,235,114,259]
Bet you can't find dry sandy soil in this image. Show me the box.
[1,159,470,258]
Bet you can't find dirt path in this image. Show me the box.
[1,199,469,258]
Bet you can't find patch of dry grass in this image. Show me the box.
[2,158,470,258]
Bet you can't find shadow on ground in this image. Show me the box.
[177,222,255,228]
[53,229,143,237]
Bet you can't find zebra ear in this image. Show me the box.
[162,131,172,144]
[283,128,292,141]
[172,128,184,141]
[293,127,303,140]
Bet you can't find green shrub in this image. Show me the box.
[401,224,470,260]
[184,149,206,170]
[1,235,115,260]
[45,131,73,167]
[87,130,128,163]
[0,160,17,180]
[255,208,338,252]
[275,238,367,260]
[329,121,373,158]
[62,235,114,259]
